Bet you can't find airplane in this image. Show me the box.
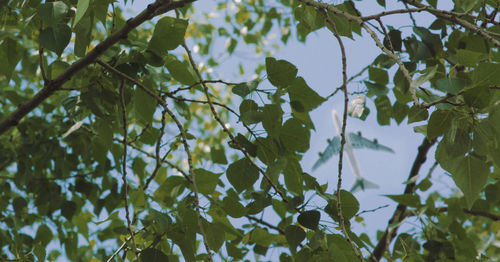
[312,110,394,192]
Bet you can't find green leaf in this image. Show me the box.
[457,49,483,66]
[374,96,392,125]
[232,80,259,98]
[385,194,421,207]
[297,210,320,230]
[48,60,70,80]
[365,81,389,97]
[485,182,500,204]
[37,1,68,26]
[256,137,279,165]
[148,17,188,56]
[284,157,303,195]
[392,102,408,125]
[35,225,53,246]
[471,62,500,87]
[0,38,23,80]
[407,105,428,123]
[427,109,454,139]
[434,78,465,95]
[413,65,438,88]
[233,134,257,157]
[280,118,310,153]
[327,234,359,262]
[393,233,420,258]
[164,56,197,85]
[266,57,298,87]
[383,29,401,51]
[325,190,359,221]
[451,156,489,208]
[194,169,221,195]
[251,227,273,247]
[174,100,191,120]
[226,158,259,192]
[285,225,306,251]
[210,147,227,164]
[134,85,157,125]
[463,86,491,109]
[222,195,248,218]
[73,0,90,27]
[13,197,26,214]
[34,243,46,262]
[239,99,263,125]
[288,77,326,112]
[266,157,287,184]
[206,223,226,251]
[262,104,283,138]
[74,16,92,57]
[39,24,72,56]
[369,67,388,85]
[140,248,169,262]
[61,200,77,220]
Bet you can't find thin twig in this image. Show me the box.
[143,108,167,191]
[163,97,213,260]
[422,92,462,108]
[434,208,500,221]
[402,2,418,26]
[321,8,364,261]
[246,215,285,234]
[122,139,192,182]
[326,65,369,100]
[356,204,390,216]
[96,59,165,106]
[38,20,48,84]
[423,161,438,180]
[360,7,425,21]
[172,97,239,117]
[376,18,395,54]
[119,80,139,261]
[106,226,147,262]
[169,79,240,95]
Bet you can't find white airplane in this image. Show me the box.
[312,110,394,192]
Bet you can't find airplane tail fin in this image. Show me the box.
[350,178,379,193]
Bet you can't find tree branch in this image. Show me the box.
[403,0,500,48]
[246,215,285,234]
[321,8,364,261]
[370,138,436,261]
[118,80,140,261]
[435,208,500,221]
[0,0,196,135]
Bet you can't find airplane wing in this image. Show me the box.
[312,136,341,171]
[349,132,395,153]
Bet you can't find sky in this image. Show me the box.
[92,0,457,260]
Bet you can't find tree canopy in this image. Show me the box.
[2,0,500,261]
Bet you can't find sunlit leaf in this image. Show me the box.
[148,17,188,56]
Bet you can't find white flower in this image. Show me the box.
[348,95,366,118]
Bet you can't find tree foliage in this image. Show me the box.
[2,0,500,261]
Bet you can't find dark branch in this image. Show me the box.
[0,0,196,136]
[370,138,436,261]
